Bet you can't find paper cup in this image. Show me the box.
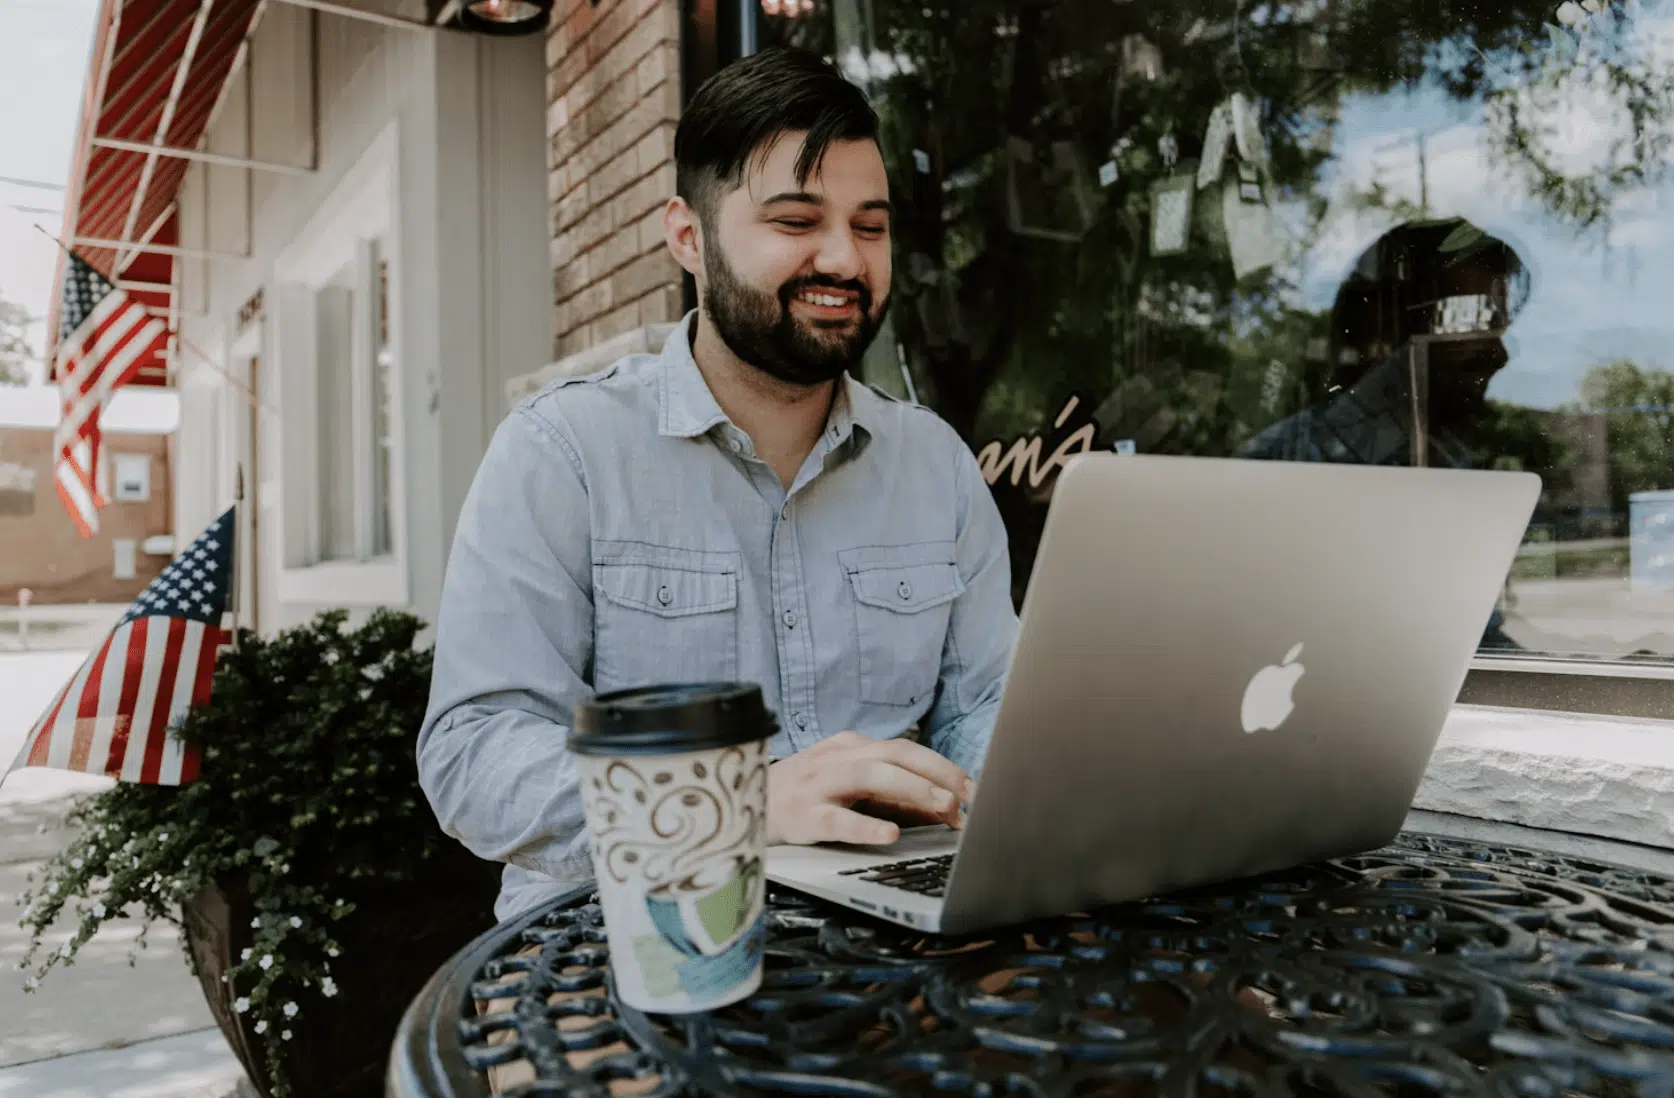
[571,684,775,1013]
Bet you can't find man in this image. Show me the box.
[417,47,1019,921]
[1239,217,1532,648]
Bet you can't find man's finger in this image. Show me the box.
[821,759,961,827]
[811,803,900,846]
[858,737,974,803]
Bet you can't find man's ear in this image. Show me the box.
[664,197,704,279]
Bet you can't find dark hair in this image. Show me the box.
[674,46,879,225]
[1329,218,1531,371]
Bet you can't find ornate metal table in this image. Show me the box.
[387,833,1674,1098]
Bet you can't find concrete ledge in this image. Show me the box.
[506,323,678,407]
[1404,807,1674,877]
[1416,705,1674,850]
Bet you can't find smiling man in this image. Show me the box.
[418,47,1019,920]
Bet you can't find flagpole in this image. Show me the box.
[229,465,243,647]
[29,223,274,418]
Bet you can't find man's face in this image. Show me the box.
[692,132,893,387]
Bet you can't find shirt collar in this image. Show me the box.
[657,310,879,452]
[658,312,732,439]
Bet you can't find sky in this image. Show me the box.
[0,0,173,427]
[1283,4,1674,410]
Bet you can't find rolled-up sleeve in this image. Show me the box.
[923,433,1018,779]
[417,403,596,891]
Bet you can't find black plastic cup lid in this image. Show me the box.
[570,682,778,756]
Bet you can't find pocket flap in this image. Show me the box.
[842,554,965,615]
[598,563,738,617]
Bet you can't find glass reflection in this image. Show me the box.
[762,0,1674,662]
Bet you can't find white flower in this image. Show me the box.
[334,899,344,907]
[259,955,273,971]
[233,997,250,1014]
[254,1020,267,1035]
[320,977,338,998]
[282,1002,298,1018]
[289,917,301,929]
[241,948,252,962]
[250,918,261,929]
[24,977,38,991]
[282,1030,292,1041]
[327,947,339,958]
[59,944,72,959]
[156,833,168,843]
[279,864,289,874]
[131,857,140,869]
[1556,0,1586,23]
[70,859,83,870]
[92,902,105,918]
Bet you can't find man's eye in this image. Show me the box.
[855,224,888,237]
[774,219,814,229]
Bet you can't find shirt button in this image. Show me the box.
[782,610,797,629]
[898,581,913,600]
[728,437,743,453]
[794,712,808,731]
[781,504,791,519]
[657,586,673,606]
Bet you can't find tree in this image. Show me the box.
[1575,359,1674,510]
[762,0,1673,592]
[0,293,38,386]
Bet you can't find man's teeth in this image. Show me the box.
[800,292,851,307]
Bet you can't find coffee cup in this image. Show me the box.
[570,682,775,1013]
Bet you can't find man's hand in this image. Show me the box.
[766,731,974,847]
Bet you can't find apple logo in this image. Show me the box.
[1241,643,1305,733]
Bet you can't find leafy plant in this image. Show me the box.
[15,609,453,1098]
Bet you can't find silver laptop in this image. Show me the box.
[766,452,1541,934]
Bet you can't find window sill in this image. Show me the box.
[1414,704,1674,851]
[276,557,409,608]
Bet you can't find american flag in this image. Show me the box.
[53,254,171,538]
[6,508,236,788]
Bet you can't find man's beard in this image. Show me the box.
[701,240,889,387]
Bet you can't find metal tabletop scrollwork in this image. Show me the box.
[387,833,1674,1098]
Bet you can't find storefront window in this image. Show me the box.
[760,0,1674,664]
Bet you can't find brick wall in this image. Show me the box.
[0,428,174,604]
[547,0,687,361]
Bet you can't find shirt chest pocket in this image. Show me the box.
[839,543,965,709]
[593,545,740,691]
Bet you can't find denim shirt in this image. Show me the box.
[418,313,1019,920]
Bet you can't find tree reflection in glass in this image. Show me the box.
[760,0,1674,660]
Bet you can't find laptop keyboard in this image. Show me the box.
[837,854,953,897]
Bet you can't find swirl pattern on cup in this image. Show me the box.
[583,742,767,888]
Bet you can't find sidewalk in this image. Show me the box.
[0,650,252,1098]
[0,603,130,654]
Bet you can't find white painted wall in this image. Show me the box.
[172,8,551,635]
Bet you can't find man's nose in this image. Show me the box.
[812,227,864,281]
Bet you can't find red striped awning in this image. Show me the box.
[50,0,264,387]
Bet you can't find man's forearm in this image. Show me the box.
[417,702,594,882]
[928,696,1002,781]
